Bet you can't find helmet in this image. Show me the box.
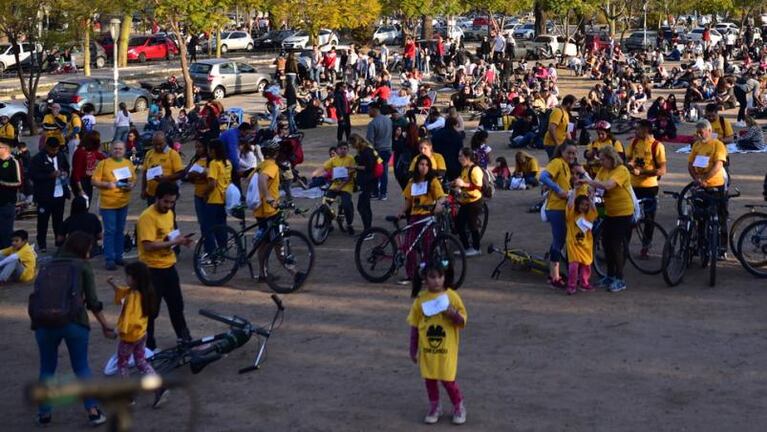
[595,120,611,130]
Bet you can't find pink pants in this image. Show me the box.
[117,335,155,378]
[567,262,592,290]
[425,379,463,405]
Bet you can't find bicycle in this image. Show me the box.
[736,217,767,278]
[192,201,315,293]
[729,204,767,259]
[307,187,349,245]
[443,188,490,242]
[149,294,285,375]
[488,232,567,281]
[354,209,467,287]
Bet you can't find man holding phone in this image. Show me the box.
[137,181,193,350]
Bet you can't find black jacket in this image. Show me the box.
[30,151,70,202]
[432,128,464,181]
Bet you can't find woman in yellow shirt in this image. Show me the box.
[409,139,447,179]
[398,154,447,284]
[91,141,135,270]
[201,139,232,255]
[579,145,634,293]
[451,148,483,257]
[513,151,540,187]
[185,140,209,232]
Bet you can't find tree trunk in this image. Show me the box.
[534,1,546,37]
[118,13,132,68]
[216,27,222,58]
[172,24,195,110]
[84,20,92,77]
[421,15,433,40]
[10,35,40,135]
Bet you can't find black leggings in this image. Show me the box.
[734,86,748,122]
[456,199,482,250]
[337,115,351,142]
[146,266,190,350]
[357,182,374,230]
[602,215,632,280]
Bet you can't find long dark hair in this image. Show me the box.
[206,139,229,166]
[410,154,435,183]
[124,261,157,318]
[470,130,488,150]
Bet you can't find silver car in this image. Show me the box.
[189,59,271,100]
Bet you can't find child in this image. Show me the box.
[308,146,338,189]
[407,265,467,425]
[176,108,188,128]
[491,157,511,190]
[108,262,169,407]
[565,192,598,295]
[0,230,36,283]
[81,104,96,133]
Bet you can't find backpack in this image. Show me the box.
[537,108,553,139]
[28,258,84,328]
[470,165,495,200]
[246,172,262,209]
[371,148,385,179]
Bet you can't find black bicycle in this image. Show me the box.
[729,204,767,260]
[736,217,767,278]
[193,202,315,293]
[307,188,349,245]
[150,294,285,375]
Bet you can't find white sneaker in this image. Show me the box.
[734,121,747,128]
[452,402,466,425]
[464,248,481,257]
[424,404,441,424]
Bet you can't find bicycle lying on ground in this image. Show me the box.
[150,294,285,375]
[193,202,314,293]
[307,188,350,245]
[488,232,567,281]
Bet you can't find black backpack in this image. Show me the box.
[28,258,84,328]
[537,108,553,139]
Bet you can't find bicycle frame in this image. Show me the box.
[488,232,550,279]
[392,216,438,262]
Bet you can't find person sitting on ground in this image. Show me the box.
[0,230,36,284]
[492,157,512,190]
[735,116,766,151]
[513,151,540,188]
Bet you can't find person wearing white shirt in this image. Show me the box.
[113,102,132,143]
[424,110,445,132]
[238,142,262,177]
[493,33,506,62]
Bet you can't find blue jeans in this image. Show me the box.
[376,150,391,197]
[545,209,566,262]
[286,105,298,134]
[35,323,96,415]
[269,104,280,131]
[100,206,128,264]
[113,126,130,143]
[202,203,227,254]
[0,202,14,249]
[509,132,536,149]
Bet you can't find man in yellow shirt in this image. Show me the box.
[141,132,184,205]
[321,141,356,233]
[137,182,193,350]
[0,230,36,283]
[688,119,730,256]
[543,95,576,160]
[705,103,734,144]
[41,103,67,148]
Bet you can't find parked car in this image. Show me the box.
[526,35,577,58]
[0,100,30,136]
[686,28,723,45]
[46,78,151,114]
[372,25,402,45]
[512,23,536,40]
[127,35,179,62]
[463,24,487,41]
[253,30,296,50]
[212,31,255,53]
[433,25,464,41]
[624,31,658,52]
[714,22,739,33]
[189,59,271,100]
[70,42,108,69]
[0,43,36,73]
[584,32,611,52]
[282,29,339,50]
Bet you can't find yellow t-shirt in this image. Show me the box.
[142,148,183,197]
[625,137,666,188]
[543,107,569,147]
[409,152,447,175]
[403,178,446,216]
[544,158,571,211]
[0,123,15,140]
[253,159,280,219]
[406,288,467,381]
[206,159,232,205]
[42,113,67,145]
[688,138,728,188]
[68,114,82,138]
[711,117,734,140]
[137,205,176,269]
[191,158,208,198]
[596,165,634,217]
[458,165,483,204]
[566,205,598,265]
[515,157,540,176]
[0,243,36,282]
[114,286,148,343]
[589,137,624,155]
[92,158,135,209]
[323,155,356,194]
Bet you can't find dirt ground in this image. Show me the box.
[1,71,767,432]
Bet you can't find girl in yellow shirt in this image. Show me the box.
[407,264,468,425]
[451,148,484,256]
[202,139,232,255]
[565,192,598,295]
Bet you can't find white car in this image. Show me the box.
[372,25,402,45]
[0,100,30,136]
[214,31,254,53]
[282,29,339,50]
[714,22,739,33]
[0,43,35,73]
[526,35,577,58]
[686,28,723,45]
[512,23,536,40]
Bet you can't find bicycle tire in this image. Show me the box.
[708,220,719,287]
[150,349,184,374]
[736,219,767,278]
[676,181,695,218]
[263,230,315,294]
[611,120,634,135]
[307,205,332,245]
[354,227,397,283]
[592,222,607,278]
[627,219,668,275]
[728,212,767,259]
[193,225,243,286]
[662,226,690,287]
[430,233,467,289]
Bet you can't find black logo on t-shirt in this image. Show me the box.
[426,324,446,349]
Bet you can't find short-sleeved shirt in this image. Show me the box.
[543,107,569,147]
[92,158,135,209]
[68,114,82,138]
[565,205,598,265]
[323,155,356,194]
[596,165,634,217]
[626,137,666,188]
[406,288,467,381]
[137,205,176,269]
[711,117,734,140]
[142,147,183,197]
[191,157,208,198]
[114,286,148,343]
[544,158,571,210]
[0,243,36,282]
[403,178,445,216]
[252,159,280,219]
[589,137,624,155]
[206,159,232,205]
[515,157,540,176]
[688,138,728,188]
[409,152,447,176]
[458,165,483,204]
[42,113,67,145]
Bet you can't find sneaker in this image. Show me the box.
[464,248,481,257]
[152,388,170,409]
[579,285,595,293]
[397,278,412,285]
[379,194,388,201]
[598,276,614,289]
[718,250,728,261]
[424,403,441,424]
[346,226,355,236]
[362,233,375,241]
[371,192,379,199]
[115,259,126,266]
[35,413,52,427]
[88,408,107,426]
[548,277,566,289]
[608,279,627,293]
[565,286,577,295]
[734,120,747,128]
[452,402,466,425]
[105,262,117,271]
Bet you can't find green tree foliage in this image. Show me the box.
[270,0,382,42]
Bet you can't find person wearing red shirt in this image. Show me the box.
[370,82,391,102]
[403,37,416,71]
[71,130,106,206]
[435,35,445,66]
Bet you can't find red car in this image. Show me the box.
[126,35,178,62]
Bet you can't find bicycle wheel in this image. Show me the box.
[736,219,767,278]
[193,225,243,286]
[627,219,668,275]
[354,227,397,283]
[307,205,332,245]
[729,212,767,259]
[676,182,695,217]
[263,230,315,294]
[592,222,607,278]
[708,220,719,287]
[430,233,467,289]
[662,226,690,287]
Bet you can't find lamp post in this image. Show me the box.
[643,4,648,50]
[109,18,121,115]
